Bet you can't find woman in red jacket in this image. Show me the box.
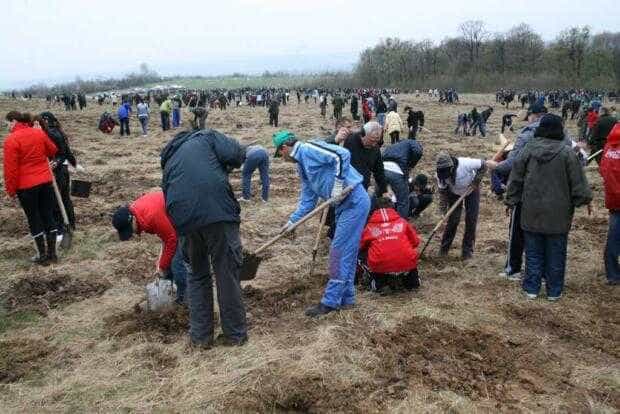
[600,122,620,285]
[3,111,59,265]
[359,197,421,293]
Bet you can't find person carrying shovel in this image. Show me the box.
[435,151,497,260]
[273,130,370,317]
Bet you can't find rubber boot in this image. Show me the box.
[46,231,58,264]
[32,234,49,266]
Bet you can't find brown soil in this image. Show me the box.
[133,344,178,375]
[1,274,110,316]
[0,338,54,383]
[103,303,189,344]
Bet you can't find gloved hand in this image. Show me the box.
[331,178,344,199]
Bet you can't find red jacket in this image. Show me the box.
[600,123,620,211]
[129,191,178,271]
[587,111,599,129]
[3,123,58,197]
[360,207,420,273]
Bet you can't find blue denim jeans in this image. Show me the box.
[606,211,620,283]
[376,112,386,127]
[172,108,181,128]
[242,149,270,201]
[384,170,409,218]
[139,116,148,135]
[171,240,189,302]
[523,231,568,297]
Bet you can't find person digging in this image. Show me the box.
[112,190,188,305]
[273,130,370,317]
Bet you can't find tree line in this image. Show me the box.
[354,21,620,91]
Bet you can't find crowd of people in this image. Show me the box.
[3,85,619,349]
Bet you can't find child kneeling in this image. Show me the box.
[360,197,421,293]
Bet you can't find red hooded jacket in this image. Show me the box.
[129,191,178,271]
[360,207,420,273]
[3,123,58,197]
[587,111,599,129]
[600,122,620,211]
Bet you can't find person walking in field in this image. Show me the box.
[383,102,403,144]
[160,97,172,131]
[136,98,149,136]
[117,101,132,137]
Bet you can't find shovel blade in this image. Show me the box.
[240,251,263,281]
[60,231,73,250]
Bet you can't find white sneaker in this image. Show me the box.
[56,234,63,244]
[238,198,250,203]
[547,295,561,302]
[524,292,538,300]
[499,271,522,281]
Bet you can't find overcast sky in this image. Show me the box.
[1,0,619,89]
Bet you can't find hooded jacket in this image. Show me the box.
[130,191,177,271]
[360,207,420,273]
[382,139,423,178]
[160,129,245,235]
[600,122,620,211]
[3,123,58,196]
[589,114,618,153]
[383,110,403,137]
[506,136,592,234]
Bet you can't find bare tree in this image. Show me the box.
[459,20,488,67]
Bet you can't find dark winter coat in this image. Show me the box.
[381,139,423,177]
[589,114,618,153]
[506,136,592,234]
[343,132,387,196]
[160,129,246,235]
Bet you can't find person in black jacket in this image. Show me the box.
[403,106,425,139]
[38,112,77,233]
[160,129,248,349]
[382,139,424,218]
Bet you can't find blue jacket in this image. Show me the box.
[117,103,132,120]
[289,140,363,223]
[382,139,423,177]
[160,129,245,235]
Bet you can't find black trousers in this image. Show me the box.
[17,183,58,236]
[269,112,278,127]
[390,131,400,144]
[53,166,76,231]
[505,203,525,274]
[183,222,247,344]
[372,268,420,290]
[440,189,480,258]
[119,118,130,136]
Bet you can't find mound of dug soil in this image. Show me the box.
[0,338,54,383]
[103,304,189,344]
[1,274,111,316]
[242,279,319,323]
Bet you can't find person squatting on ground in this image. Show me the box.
[435,151,497,260]
[273,131,370,317]
[112,191,188,304]
[38,112,77,234]
[359,197,421,294]
[599,122,620,286]
[494,102,548,279]
[501,113,517,133]
[384,101,403,144]
[505,114,592,301]
[136,99,149,136]
[3,111,59,265]
[117,101,132,137]
[190,105,208,130]
[161,129,248,348]
[240,144,270,202]
[160,97,172,131]
[382,139,423,218]
[408,174,433,219]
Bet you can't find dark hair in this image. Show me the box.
[6,111,32,123]
[375,197,394,209]
[335,117,352,128]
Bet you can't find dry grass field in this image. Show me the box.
[0,93,618,412]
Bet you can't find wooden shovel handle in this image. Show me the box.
[254,186,353,255]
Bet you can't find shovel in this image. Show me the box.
[308,206,329,277]
[419,186,474,258]
[240,186,353,281]
[49,163,73,250]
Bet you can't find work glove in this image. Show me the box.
[331,178,344,199]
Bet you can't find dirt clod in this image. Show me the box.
[0,338,54,383]
[1,275,110,316]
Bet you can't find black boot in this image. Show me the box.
[32,234,49,266]
[46,231,58,264]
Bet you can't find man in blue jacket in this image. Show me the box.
[273,130,370,317]
[161,129,247,348]
[117,102,132,137]
[382,139,423,218]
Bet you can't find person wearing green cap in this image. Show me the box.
[273,130,370,317]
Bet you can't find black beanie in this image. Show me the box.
[535,114,565,140]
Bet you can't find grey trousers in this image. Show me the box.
[184,222,247,344]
